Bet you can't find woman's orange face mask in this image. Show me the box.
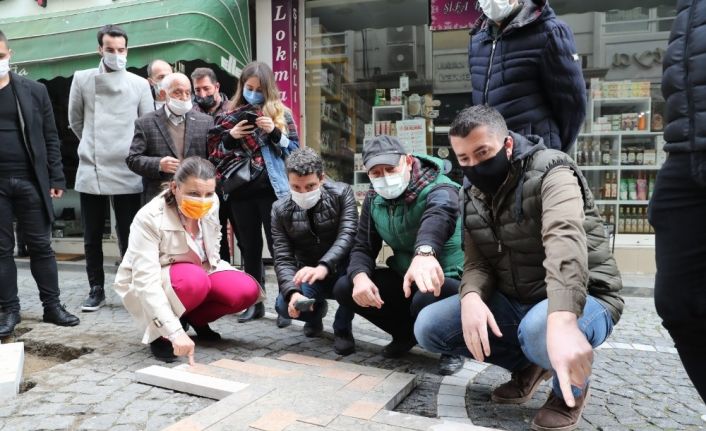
[179,196,213,219]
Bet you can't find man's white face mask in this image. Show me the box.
[478,0,515,23]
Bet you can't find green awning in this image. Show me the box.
[0,0,251,81]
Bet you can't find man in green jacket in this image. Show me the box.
[415,106,623,431]
[333,135,464,375]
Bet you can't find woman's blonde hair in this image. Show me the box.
[227,61,290,133]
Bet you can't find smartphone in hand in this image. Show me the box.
[294,298,316,312]
[244,111,259,126]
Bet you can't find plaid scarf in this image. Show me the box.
[207,104,266,179]
[367,156,439,203]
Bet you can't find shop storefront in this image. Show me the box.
[0,0,252,257]
[255,0,675,274]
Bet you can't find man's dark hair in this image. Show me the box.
[286,147,324,177]
[190,67,218,84]
[0,30,8,47]
[97,24,128,47]
[449,105,509,139]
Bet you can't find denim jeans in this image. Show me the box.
[415,291,614,398]
[0,176,61,311]
[275,274,354,334]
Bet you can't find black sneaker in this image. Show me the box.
[303,320,323,338]
[149,337,177,363]
[382,337,416,358]
[438,354,464,376]
[276,314,292,328]
[238,302,265,323]
[333,331,356,356]
[81,285,105,312]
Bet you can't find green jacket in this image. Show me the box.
[369,154,463,278]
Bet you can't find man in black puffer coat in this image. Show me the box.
[648,0,706,403]
[271,148,358,355]
[469,0,586,152]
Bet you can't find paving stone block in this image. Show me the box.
[342,400,387,420]
[279,353,340,368]
[135,365,249,400]
[611,342,633,350]
[463,361,489,373]
[163,387,272,430]
[297,414,338,427]
[437,394,466,407]
[344,374,384,392]
[319,368,360,383]
[631,343,656,352]
[249,410,301,431]
[210,359,298,378]
[0,342,24,399]
[437,405,468,418]
[438,384,466,397]
[441,375,468,387]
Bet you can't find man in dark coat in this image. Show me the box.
[0,30,80,336]
[127,73,213,202]
[271,148,357,355]
[469,0,586,152]
[649,0,706,403]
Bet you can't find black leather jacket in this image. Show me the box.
[271,181,358,300]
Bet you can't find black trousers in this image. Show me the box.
[218,193,232,262]
[0,176,60,311]
[80,192,141,288]
[649,152,706,402]
[333,267,459,341]
[227,189,277,289]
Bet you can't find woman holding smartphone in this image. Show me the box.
[208,61,299,325]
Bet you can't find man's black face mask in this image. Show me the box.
[461,140,511,196]
[195,94,216,110]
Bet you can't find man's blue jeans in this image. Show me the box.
[414,292,614,398]
[275,275,354,334]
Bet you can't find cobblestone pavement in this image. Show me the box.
[1,265,705,431]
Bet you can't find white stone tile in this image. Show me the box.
[631,343,656,352]
[0,342,24,399]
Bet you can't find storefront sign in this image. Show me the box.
[396,119,428,155]
[432,49,471,94]
[430,0,482,31]
[272,0,300,130]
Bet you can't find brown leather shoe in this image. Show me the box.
[491,363,552,404]
[530,386,590,431]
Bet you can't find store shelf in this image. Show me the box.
[619,165,661,170]
[578,165,620,171]
[579,131,662,136]
[592,97,651,103]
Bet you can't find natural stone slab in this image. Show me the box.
[0,342,24,399]
[437,405,468,418]
[134,365,248,400]
[341,400,386,420]
[372,411,492,430]
[249,409,300,431]
[344,375,384,392]
[437,394,465,407]
[438,384,466,396]
[210,359,297,378]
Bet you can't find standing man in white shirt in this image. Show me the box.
[68,24,154,312]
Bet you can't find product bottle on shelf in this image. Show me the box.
[611,172,618,198]
[627,174,637,201]
[636,172,647,201]
[620,175,629,200]
[619,207,626,233]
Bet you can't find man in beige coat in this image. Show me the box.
[68,24,153,313]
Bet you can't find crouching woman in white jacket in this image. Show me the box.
[114,157,261,363]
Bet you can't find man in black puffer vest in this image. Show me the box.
[415,106,623,431]
[271,148,357,355]
[649,0,706,403]
[469,0,586,152]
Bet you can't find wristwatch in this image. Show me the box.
[415,245,436,257]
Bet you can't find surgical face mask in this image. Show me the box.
[179,195,213,220]
[152,81,163,96]
[102,52,127,71]
[195,94,216,110]
[370,164,410,200]
[167,97,192,116]
[461,145,511,196]
[243,88,265,106]
[0,59,9,78]
[291,187,322,210]
[477,0,515,23]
